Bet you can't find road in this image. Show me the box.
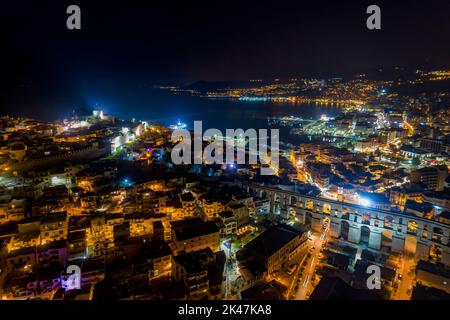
[285,250,307,299]
[222,242,233,299]
[222,241,241,299]
[293,221,330,300]
[393,254,416,300]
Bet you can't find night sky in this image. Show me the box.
[1,0,450,118]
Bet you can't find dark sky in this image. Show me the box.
[1,0,450,118]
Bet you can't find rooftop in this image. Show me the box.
[405,200,434,213]
[310,276,384,300]
[174,247,214,274]
[180,192,195,202]
[174,221,219,241]
[240,280,287,300]
[416,260,450,279]
[243,224,303,259]
[41,212,67,224]
[143,240,172,260]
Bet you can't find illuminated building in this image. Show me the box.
[305,161,331,189]
[410,166,448,191]
[0,198,26,223]
[416,260,450,294]
[172,248,225,300]
[136,191,166,213]
[200,194,226,221]
[227,202,251,228]
[420,138,445,153]
[7,232,40,253]
[179,192,197,218]
[171,219,220,255]
[144,240,172,279]
[40,212,68,245]
[239,224,308,276]
[404,200,435,219]
[379,128,407,145]
[79,192,98,211]
[400,145,432,160]
[423,191,450,212]
[217,211,237,237]
[126,212,154,237]
[8,143,27,161]
[388,184,424,210]
[67,230,87,261]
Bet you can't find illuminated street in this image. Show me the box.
[292,221,330,300]
[393,255,417,300]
